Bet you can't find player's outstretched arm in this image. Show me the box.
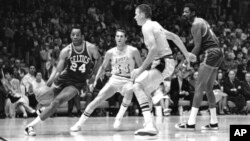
[164,29,196,63]
[93,50,111,87]
[164,29,189,58]
[46,47,68,86]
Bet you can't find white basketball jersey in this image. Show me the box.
[111,45,135,77]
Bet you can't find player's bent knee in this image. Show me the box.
[133,83,143,92]
[122,99,131,106]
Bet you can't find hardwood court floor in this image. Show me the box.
[0,114,249,141]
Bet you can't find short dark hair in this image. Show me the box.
[116,29,127,37]
[136,4,152,19]
[184,3,197,14]
[35,71,42,76]
[71,24,83,34]
[3,67,13,75]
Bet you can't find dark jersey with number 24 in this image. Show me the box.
[53,41,94,92]
[66,41,94,81]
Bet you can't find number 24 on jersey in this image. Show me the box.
[70,62,86,73]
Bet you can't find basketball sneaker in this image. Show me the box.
[113,118,122,129]
[134,122,158,136]
[163,108,172,116]
[175,122,195,130]
[201,123,219,130]
[24,126,36,136]
[70,124,81,132]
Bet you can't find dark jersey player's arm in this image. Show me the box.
[89,44,102,77]
[47,47,68,86]
[191,22,203,56]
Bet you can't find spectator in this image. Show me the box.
[21,65,37,108]
[2,67,36,118]
[169,68,192,115]
[152,82,172,116]
[40,43,50,79]
[215,71,228,115]
[29,72,52,111]
[223,70,245,114]
[0,73,8,118]
[241,72,250,114]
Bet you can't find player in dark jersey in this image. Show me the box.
[175,3,224,130]
[24,25,101,136]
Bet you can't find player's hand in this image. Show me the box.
[131,68,143,81]
[182,60,191,70]
[46,79,53,87]
[89,81,96,92]
[187,52,197,62]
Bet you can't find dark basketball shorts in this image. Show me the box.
[203,47,224,67]
[53,73,86,95]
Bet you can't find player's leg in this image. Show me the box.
[40,86,78,120]
[133,69,162,136]
[175,64,208,130]
[70,83,116,132]
[176,48,223,130]
[201,67,219,130]
[35,87,55,114]
[201,48,223,130]
[113,83,134,129]
[25,86,78,136]
[134,58,175,135]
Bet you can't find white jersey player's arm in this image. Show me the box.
[46,46,69,86]
[140,25,159,71]
[133,48,143,68]
[93,50,112,85]
[163,29,189,58]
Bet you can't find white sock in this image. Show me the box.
[209,108,218,124]
[76,114,89,126]
[188,107,199,125]
[143,111,153,125]
[27,116,41,127]
[116,104,128,120]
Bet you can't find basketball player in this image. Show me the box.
[175,3,224,130]
[132,4,196,136]
[70,29,142,132]
[24,25,101,136]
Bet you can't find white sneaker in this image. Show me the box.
[24,126,36,136]
[70,124,81,132]
[113,118,122,129]
[134,123,158,136]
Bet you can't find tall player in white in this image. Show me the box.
[132,4,196,135]
[70,29,142,131]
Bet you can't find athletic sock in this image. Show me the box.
[27,116,42,127]
[116,102,129,120]
[76,111,90,126]
[209,108,218,124]
[188,107,199,125]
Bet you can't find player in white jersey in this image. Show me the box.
[70,29,142,131]
[132,4,196,136]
